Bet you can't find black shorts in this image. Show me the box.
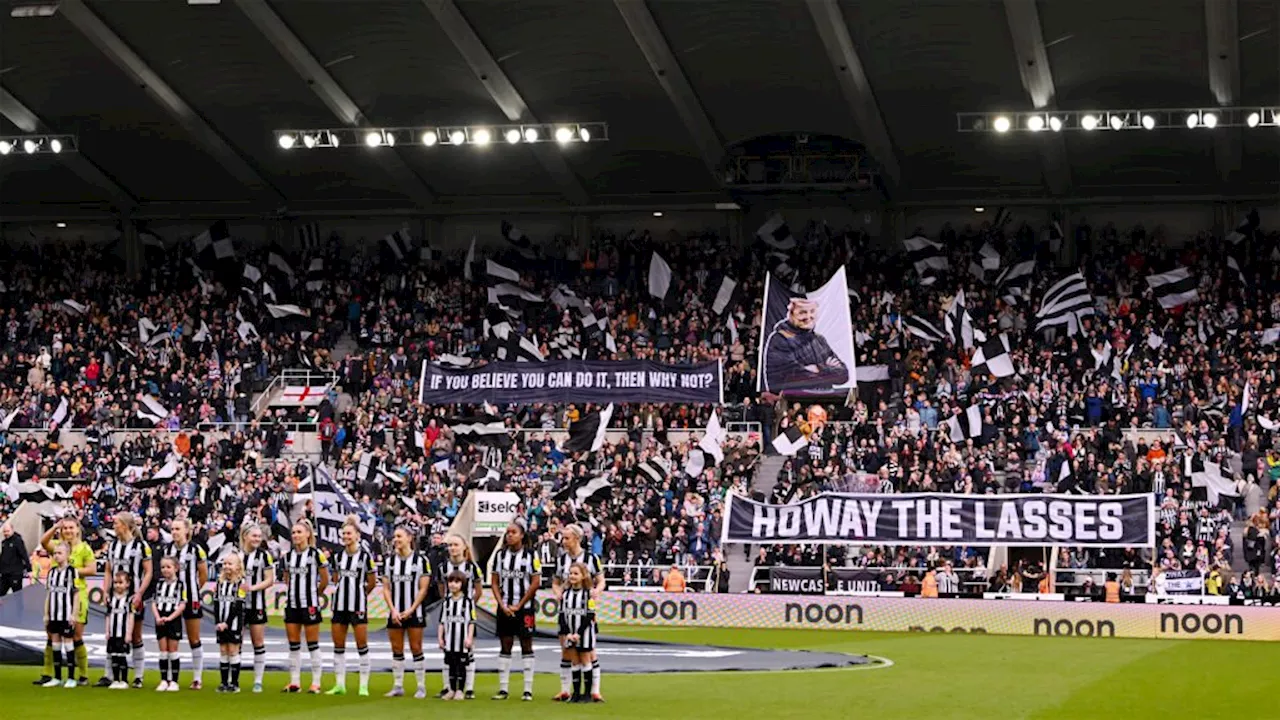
[245,608,268,626]
[46,620,74,638]
[216,628,243,646]
[284,607,322,626]
[387,613,424,630]
[155,619,183,641]
[331,610,367,627]
[182,601,204,621]
[496,607,536,638]
[107,637,130,655]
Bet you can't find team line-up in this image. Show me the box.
[36,513,605,703]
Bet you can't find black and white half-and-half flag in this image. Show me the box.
[448,415,513,448]
[554,471,614,504]
[1146,267,1199,309]
[564,404,614,454]
[945,405,983,443]
[710,276,738,315]
[684,412,726,478]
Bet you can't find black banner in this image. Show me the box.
[768,567,884,594]
[418,359,722,404]
[768,567,826,594]
[723,493,1154,547]
[1164,569,1203,595]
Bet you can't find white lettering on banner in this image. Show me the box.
[916,499,940,538]
[752,506,775,538]
[892,499,913,537]
[1098,504,1123,540]
[778,506,801,537]
[548,371,572,388]
[1074,502,1097,541]
[974,502,996,539]
[940,500,963,540]
[614,372,645,388]
[839,501,864,536]
[1048,502,1073,539]
[647,372,676,388]
[997,502,1023,539]
[1023,500,1047,540]
[803,497,841,538]
[520,372,545,388]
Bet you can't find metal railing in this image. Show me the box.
[597,563,718,593]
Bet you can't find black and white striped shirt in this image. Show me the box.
[153,578,186,616]
[45,566,77,623]
[438,595,475,653]
[283,547,326,610]
[164,542,207,603]
[559,587,595,634]
[382,551,430,620]
[243,547,273,612]
[330,548,375,613]
[489,547,541,608]
[436,558,483,599]
[212,580,245,633]
[555,550,603,584]
[108,537,152,595]
[107,594,131,638]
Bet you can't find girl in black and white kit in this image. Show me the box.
[559,563,598,704]
[42,543,78,689]
[380,525,431,699]
[281,519,329,694]
[105,571,135,690]
[238,523,275,693]
[152,555,187,692]
[435,533,483,698]
[437,571,475,701]
[212,552,245,693]
[327,516,376,697]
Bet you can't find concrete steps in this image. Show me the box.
[725,454,790,592]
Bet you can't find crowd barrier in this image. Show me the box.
[55,581,1278,641]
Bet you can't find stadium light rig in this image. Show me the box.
[0,134,77,156]
[956,108,1280,133]
[275,122,608,150]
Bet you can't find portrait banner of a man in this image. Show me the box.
[757,266,856,396]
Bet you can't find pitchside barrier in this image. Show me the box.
[49,581,1277,641]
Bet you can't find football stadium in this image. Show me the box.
[1,1,1280,718]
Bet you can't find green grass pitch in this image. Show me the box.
[2,625,1269,719]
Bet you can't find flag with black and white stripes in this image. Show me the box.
[904,315,947,344]
[448,414,512,448]
[383,226,413,262]
[1035,272,1094,332]
[904,235,948,274]
[1146,267,1199,310]
[296,222,322,251]
[564,404,614,454]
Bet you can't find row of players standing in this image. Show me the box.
[36,512,604,703]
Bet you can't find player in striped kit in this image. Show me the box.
[42,543,79,689]
[380,525,431,699]
[164,518,209,690]
[488,520,540,701]
[326,516,376,697]
[559,563,598,704]
[437,572,475,701]
[102,512,153,688]
[281,519,329,694]
[551,524,605,702]
[238,523,275,693]
[434,533,483,698]
[152,556,187,692]
[212,552,246,693]
[105,571,135,689]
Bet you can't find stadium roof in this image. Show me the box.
[1,0,1278,221]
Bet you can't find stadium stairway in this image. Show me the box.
[330,331,358,366]
[726,454,789,592]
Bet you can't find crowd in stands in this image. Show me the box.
[1,212,1279,598]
